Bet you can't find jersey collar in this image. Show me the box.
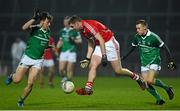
[141,29,151,39]
[40,28,47,33]
[64,27,72,31]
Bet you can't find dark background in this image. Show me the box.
[0,0,179,77]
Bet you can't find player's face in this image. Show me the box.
[136,24,147,35]
[70,22,81,31]
[41,18,51,30]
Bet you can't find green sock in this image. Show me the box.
[154,79,169,90]
[146,85,162,101]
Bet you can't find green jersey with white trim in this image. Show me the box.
[132,30,164,66]
[25,26,51,59]
[59,27,80,52]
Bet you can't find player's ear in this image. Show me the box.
[144,26,147,30]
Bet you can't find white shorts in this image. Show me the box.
[42,59,54,67]
[19,55,43,69]
[141,64,161,72]
[93,37,119,61]
[59,51,77,63]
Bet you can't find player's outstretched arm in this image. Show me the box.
[162,43,173,60]
[22,9,40,31]
[94,33,107,67]
[86,38,94,59]
[79,38,94,69]
[121,46,136,60]
[94,33,106,56]
[162,44,176,70]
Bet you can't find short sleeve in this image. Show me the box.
[30,25,40,34]
[84,22,99,36]
[153,34,164,47]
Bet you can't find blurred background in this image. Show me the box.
[0,0,179,77]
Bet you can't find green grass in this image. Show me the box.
[0,75,180,110]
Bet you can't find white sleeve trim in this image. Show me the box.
[159,42,164,47]
[84,22,97,35]
[132,43,137,46]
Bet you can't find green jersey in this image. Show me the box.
[25,26,51,59]
[59,27,80,52]
[132,30,164,66]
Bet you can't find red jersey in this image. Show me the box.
[81,20,113,45]
[44,37,54,60]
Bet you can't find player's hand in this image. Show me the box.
[167,59,176,70]
[80,58,90,68]
[102,54,107,67]
[32,8,40,20]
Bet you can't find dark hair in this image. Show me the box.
[39,12,53,21]
[136,19,148,27]
[68,15,82,24]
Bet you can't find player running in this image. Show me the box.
[121,19,176,105]
[68,15,146,95]
[40,37,56,88]
[5,9,53,107]
[56,16,82,85]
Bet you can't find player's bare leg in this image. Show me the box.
[6,66,28,85]
[110,60,145,90]
[142,70,173,105]
[59,61,68,83]
[87,55,101,82]
[111,60,134,76]
[76,55,101,95]
[66,62,74,80]
[17,67,40,107]
[39,67,45,88]
[110,50,146,90]
[48,66,54,87]
[142,71,165,105]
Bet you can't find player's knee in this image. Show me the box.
[147,80,153,85]
[89,64,98,71]
[13,77,21,84]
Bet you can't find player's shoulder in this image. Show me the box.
[59,28,66,34]
[134,33,141,38]
[150,31,159,38]
[60,28,66,31]
[47,28,51,33]
[30,24,41,32]
[69,28,77,32]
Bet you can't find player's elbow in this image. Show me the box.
[22,25,27,31]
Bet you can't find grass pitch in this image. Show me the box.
[0,75,180,110]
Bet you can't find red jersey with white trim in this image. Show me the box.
[81,20,113,45]
[43,37,54,60]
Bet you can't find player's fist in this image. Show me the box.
[102,54,107,67]
[80,58,90,68]
[32,8,40,20]
[167,59,176,70]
